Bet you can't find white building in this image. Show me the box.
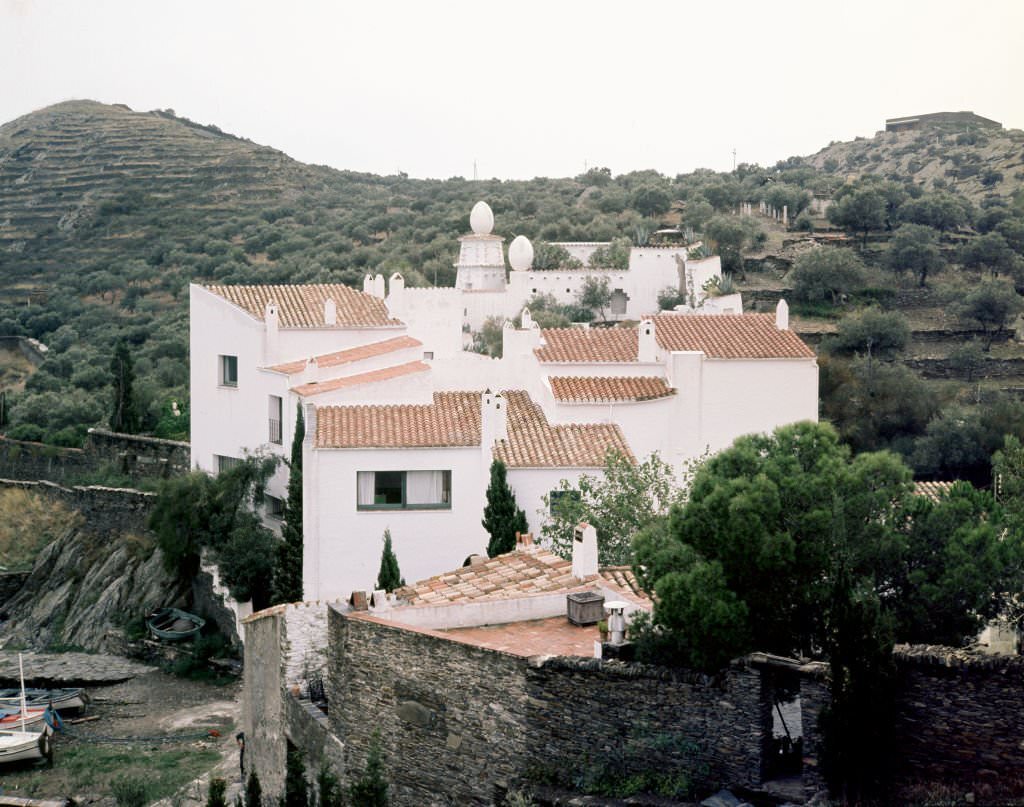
[190,202,818,603]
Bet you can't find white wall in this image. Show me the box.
[303,444,491,601]
[507,467,591,539]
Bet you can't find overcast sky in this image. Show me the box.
[3,0,1022,180]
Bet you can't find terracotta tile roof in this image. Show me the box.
[549,376,675,403]
[393,547,650,606]
[315,391,480,449]
[652,313,815,359]
[915,480,955,503]
[496,391,635,468]
[535,328,639,363]
[203,283,401,328]
[314,389,633,467]
[268,336,423,375]
[292,361,430,397]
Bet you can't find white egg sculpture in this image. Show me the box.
[508,235,534,271]
[469,201,494,235]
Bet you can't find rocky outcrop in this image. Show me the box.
[0,521,187,653]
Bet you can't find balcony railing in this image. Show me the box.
[268,418,282,444]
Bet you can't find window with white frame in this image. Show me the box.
[219,355,238,387]
[356,470,451,510]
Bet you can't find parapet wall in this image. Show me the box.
[0,430,190,484]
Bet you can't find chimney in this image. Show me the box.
[324,298,337,326]
[389,272,405,298]
[638,319,657,363]
[775,298,789,330]
[604,600,628,645]
[349,590,368,611]
[515,531,534,551]
[302,356,318,385]
[521,307,535,330]
[481,390,508,450]
[363,274,373,295]
[264,302,280,364]
[572,523,599,580]
[373,273,386,299]
[303,403,317,446]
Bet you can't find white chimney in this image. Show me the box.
[389,272,405,303]
[264,302,280,364]
[572,523,599,580]
[373,273,386,299]
[604,600,628,645]
[324,298,337,326]
[638,319,657,363]
[521,307,535,330]
[776,298,789,330]
[481,390,508,451]
[302,356,318,385]
[363,274,373,295]
[303,403,317,446]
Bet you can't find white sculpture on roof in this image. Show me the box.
[469,200,494,235]
[508,235,534,271]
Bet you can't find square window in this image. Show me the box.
[357,470,452,510]
[216,454,242,474]
[219,355,238,387]
[423,351,434,361]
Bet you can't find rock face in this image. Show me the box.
[0,521,187,652]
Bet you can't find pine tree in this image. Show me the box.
[206,779,228,807]
[245,770,263,807]
[109,339,140,433]
[376,529,404,592]
[272,407,304,604]
[482,460,529,557]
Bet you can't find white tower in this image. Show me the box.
[455,201,507,291]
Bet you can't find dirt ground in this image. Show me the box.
[0,668,243,805]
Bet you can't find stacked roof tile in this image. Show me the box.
[315,391,481,449]
[292,361,430,397]
[268,335,422,375]
[535,328,639,363]
[204,283,401,328]
[549,375,675,403]
[535,315,815,363]
[315,389,633,468]
[914,480,955,503]
[652,313,815,359]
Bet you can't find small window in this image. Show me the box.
[219,355,238,387]
[216,454,242,474]
[265,494,285,519]
[357,470,452,510]
[423,351,434,361]
[268,395,283,444]
[549,489,581,517]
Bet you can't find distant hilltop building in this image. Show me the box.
[885,111,1001,132]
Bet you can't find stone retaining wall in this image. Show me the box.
[0,478,154,534]
[0,430,190,485]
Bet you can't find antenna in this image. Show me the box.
[732,148,737,171]
[473,160,478,181]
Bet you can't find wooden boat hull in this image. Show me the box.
[147,607,205,641]
[0,728,50,765]
[0,687,85,712]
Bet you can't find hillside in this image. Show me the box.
[0,99,1023,484]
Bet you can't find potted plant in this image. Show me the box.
[597,620,609,642]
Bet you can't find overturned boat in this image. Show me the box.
[146,607,205,641]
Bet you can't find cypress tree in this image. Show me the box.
[283,746,309,807]
[482,459,529,557]
[109,339,140,433]
[245,770,262,807]
[375,529,404,592]
[272,407,304,604]
[348,732,388,807]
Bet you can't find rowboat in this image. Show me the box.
[147,607,205,641]
[0,728,51,764]
[0,655,52,766]
[0,687,86,713]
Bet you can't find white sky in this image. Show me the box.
[3,0,1022,180]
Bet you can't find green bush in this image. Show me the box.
[111,775,150,807]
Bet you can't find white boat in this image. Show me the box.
[0,728,50,764]
[0,654,52,766]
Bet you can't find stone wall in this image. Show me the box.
[84,429,191,479]
[526,656,764,794]
[0,478,154,534]
[892,646,1024,793]
[244,605,343,805]
[329,610,766,805]
[0,430,190,485]
[330,610,530,806]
